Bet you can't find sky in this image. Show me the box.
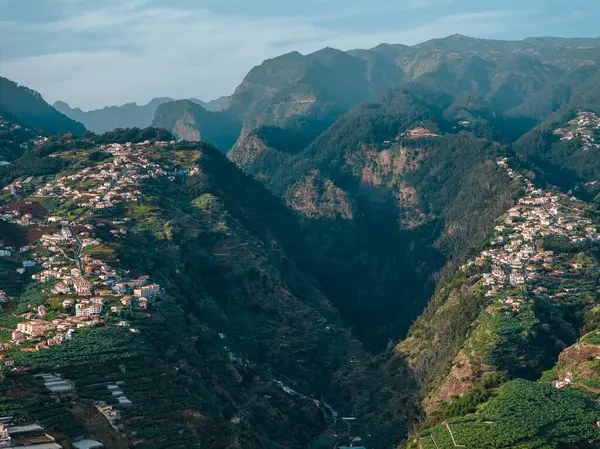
[0,0,598,110]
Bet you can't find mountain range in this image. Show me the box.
[53,96,229,134]
[2,34,600,449]
[51,35,600,155]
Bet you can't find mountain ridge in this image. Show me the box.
[0,76,86,136]
[53,96,230,134]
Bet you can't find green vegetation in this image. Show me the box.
[0,76,86,135]
[4,35,600,449]
[425,372,506,428]
[420,379,600,449]
[89,126,173,144]
[541,235,579,254]
[81,244,115,256]
[398,269,491,392]
[192,193,219,210]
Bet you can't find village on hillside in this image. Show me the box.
[0,141,184,368]
[471,158,600,312]
[455,157,600,389]
[553,111,600,151]
[417,156,600,449]
[0,140,194,448]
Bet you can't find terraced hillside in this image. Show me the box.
[395,155,600,448]
[0,131,417,448]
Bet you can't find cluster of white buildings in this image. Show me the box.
[0,418,64,449]
[554,111,600,151]
[11,315,80,350]
[35,372,75,394]
[0,141,171,366]
[34,144,177,210]
[1,175,37,197]
[467,158,599,313]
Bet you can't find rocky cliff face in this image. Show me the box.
[152,100,241,151]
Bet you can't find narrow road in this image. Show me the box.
[72,231,84,273]
[571,382,600,394]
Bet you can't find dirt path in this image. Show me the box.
[444,422,466,448]
[572,382,600,394]
[73,232,84,273]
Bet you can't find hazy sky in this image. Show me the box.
[1,0,598,110]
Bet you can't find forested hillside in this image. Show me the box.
[398,154,600,449]
[229,81,529,348]
[0,115,39,162]
[222,35,600,449]
[0,77,86,135]
[0,127,419,449]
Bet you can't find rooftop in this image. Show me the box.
[72,439,104,449]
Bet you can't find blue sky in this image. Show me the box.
[0,0,598,110]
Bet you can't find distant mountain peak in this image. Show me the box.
[152,99,240,151]
[370,42,410,51]
[54,96,229,133]
[52,100,70,108]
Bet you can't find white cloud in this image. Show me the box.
[1,1,535,109]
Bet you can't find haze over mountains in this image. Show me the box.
[53,96,229,134]
[2,34,600,449]
[52,34,600,154]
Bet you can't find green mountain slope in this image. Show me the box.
[0,128,419,449]
[0,77,86,135]
[223,39,600,448]
[389,125,600,448]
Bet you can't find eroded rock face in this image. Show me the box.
[424,349,494,412]
[173,112,201,142]
[553,341,600,391]
[285,170,354,220]
[228,133,269,167]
